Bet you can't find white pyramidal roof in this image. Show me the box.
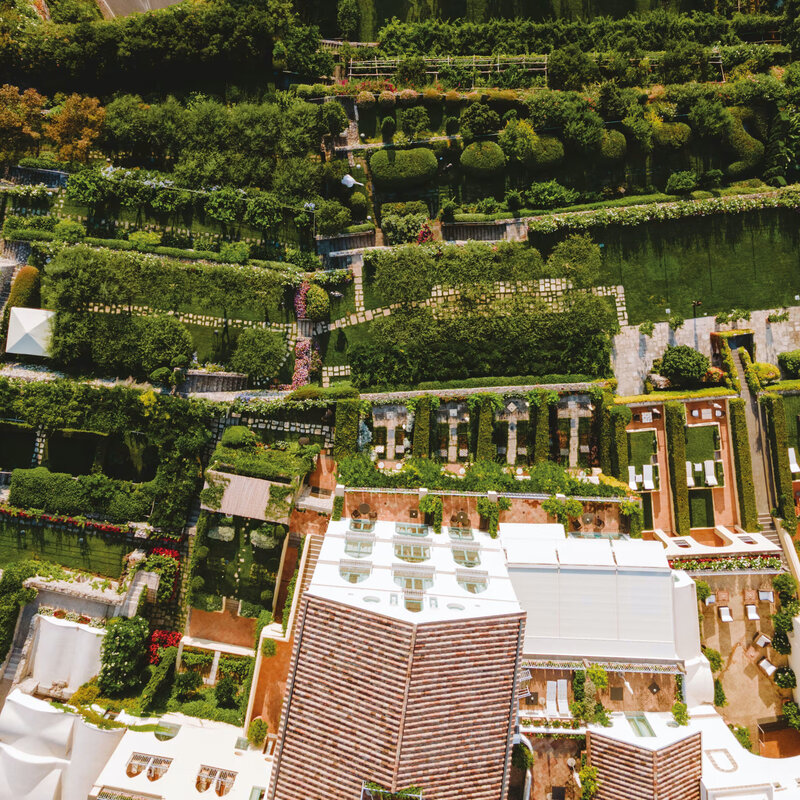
[5,307,55,357]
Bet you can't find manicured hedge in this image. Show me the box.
[719,340,741,392]
[412,396,431,458]
[1,265,40,339]
[760,393,797,532]
[460,141,506,176]
[665,401,690,535]
[530,391,555,463]
[779,349,800,379]
[476,397,495,462]
[654,122,692,150]
[333,399,360,461]
[727,107,765,177]
[609,405,632,480]
[599,130,626,161]
[369,147,438,188]
[739,347,762,394]
[527,135,564,169]
[140,646,177,711]
[728,398,759,532]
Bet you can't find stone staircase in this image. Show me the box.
[297,534,324,601]
[758,512,781,546]
[3,646,22,680]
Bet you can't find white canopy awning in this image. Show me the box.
[5,307,55,357]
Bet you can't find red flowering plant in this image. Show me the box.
[416,222,433,244]
[148,629,181,664]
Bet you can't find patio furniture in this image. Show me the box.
[715,410,723,418]
[758,590,774,603]
[628,466,638,491]
[791,447,800,474]
[641,412,653,423]
[719,606,733,623]
[704,594,716,606]
[754,633,771,648]
[686,461,696,487]
[635,473,643,484]
[546,681,558,716]
[746,605,760,621]
[704,460,718,487]
[556,679,569,716]
[642,464,655,491]
[694,462,703,472]
[691,409,699,417]
[701,408,712,420]
[759,657,778,678]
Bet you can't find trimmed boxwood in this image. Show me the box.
[526,135,564,169]
[333,399,360,461]
[728,398,759,531]
[476,397,495,462]
[665,401,690,535]
[530,391,555,464]
[760,393,797,531]
[653,122,692,150]
[460,141,506,176]
[412,396,431,458]
[599,130,626,161]
[369,147,437,188]
[727,107,765,177]
[1,265,40,339]
[609,405,632,479]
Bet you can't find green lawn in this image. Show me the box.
[689,488,715,529]
[685,424,719,464]
[318,322,373,368]
[628,430,656,469]
[329,282,357,321]
[783,393,800,452]
[0,522,129,578]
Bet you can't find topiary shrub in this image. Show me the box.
[378,91,396,110]
[356,91,375,108]
[53,219,86,242]
[460,141,506,176]
[778,349,800,378]
[658,345,709,388]
[381,116,396,141]
[304,284,330,321]
[665,171,698,195]
[727,106,765,177]
[599,130,626,161]
[753,362,779,385]
[653,121,692,150]
[398,88,419,107]
[527,135,564,169]
[1,265,40,338]
[248,717,268,747]
[369,147,437,188]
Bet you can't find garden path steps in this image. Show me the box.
[733,349,775,523]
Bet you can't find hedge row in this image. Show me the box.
[369,147,438,188]
[476,397,495,461]
[760,393,797,532]
[719,339,741,393]
[333,400,360,461]
[0,266,40,340]
[665,402,690,535]
[728,398,759,532]
[739,347,762,394]
[609,405,631,480]
[529,394,554,463]
[140,646,177,711]
[412,396,431,458]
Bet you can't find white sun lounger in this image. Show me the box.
[704,460,718,487]
[790,447,800,474]
[546,681,558,716]
[556,679,569,716]
[758,590,774,603]
[686,461,695,487]
[628,465,638,491]
[754,633,771,648]
[719,606,733,623]
[759,658,777,678]
[746,605,760,621]
[642,464,655,491]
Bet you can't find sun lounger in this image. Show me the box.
[686,461,695,488]
[628,466,638,491]
[704,460,718,487]
[746,605,760,621]
[719,606,733,623]
[546,681,558,717]
[759,658,777,678]
[790,447,800,474]
[754,633,771,648]
[556,679,569,716]
[758,590,774,603]
[642,464,655,491]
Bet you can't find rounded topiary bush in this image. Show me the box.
[356,91,375,108]
[753,361,779,385]
[526,135,564,169]
[378,90,396,110]
[460,141,506,176]
[422,88,443,106]
[369,147,438,188]
[599,130,626,161]
[653,121,691,150]
[727,108,765,177]
[305,283,330,321]
[398,88,420,107]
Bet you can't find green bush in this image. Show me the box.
[778,349,800,378]
[511,742,534,771]
[316,200,352,236]
[219,241,250,264]
[53,219,86,242]
[476,397,495,461]
[261,638,277,657]
[695,579,711,603]
[785,700,800,730]
[672,701,689,725]
[214,675,238,708]
[658,345,709,388]
[230,329,285,382]
[221,426,258,449]
[731,725,752,751]
[527,180,579,210]
[140,646,177,711]
[333,399,360,461]
[460,141,506,176]
[173,670,203,701]
[609,405,631,479]
[774,572,798,604]
[704,647,723,673]
[599,130,626,161]
[729,398,759,531]
[248,717,268,747]
[412,396,431,458]
[530,391,556,464]
[665,171,698,194]
[760,393,797,531]
[369,147,437,188]
[665,402,690,535]
[714,678,727,707]
[1,265,40,339]
[776,667,797,688]
[418,493,443,533]
[304,284,330,321]
[654,122,691,149]
[98,616,149,696]
[727,107,765,177]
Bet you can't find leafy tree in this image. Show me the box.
[660,40,708,84]
[547,44,599,91]
[248,718,268,746]
[272,157,321,200]
[230,328,285,381]
[0,84,45,164]
[98,616,149,696]
[316,199,352,235]
[774,572,798,603]
[401,106,430,138]
[546,233,601,287]
[374,245,436,306]
[320,101,349,138]
[45,94,105,163]
[460,102,501,141]
[205,187,246,227]
[245,192,282,234]
[498,118,539,163]
[658,345,710,388]
[214,675,238,708]
[138,315,193,375]
[337,0,360,38]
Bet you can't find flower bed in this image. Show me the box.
[0,503,130,535]
[38,605,107,628]
[149,628,181,664]
[668,555,782,571]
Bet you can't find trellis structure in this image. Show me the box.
[347,54,548,83]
